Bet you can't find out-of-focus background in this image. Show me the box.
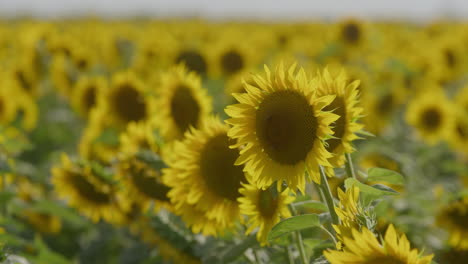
[1,0,468,20]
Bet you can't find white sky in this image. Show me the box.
[0,0,468,20]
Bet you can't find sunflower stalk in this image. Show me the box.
[288,204,308,264]
[318,166,340,226]
[344,153,357,179]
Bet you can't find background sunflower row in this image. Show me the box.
[0,18,467,264]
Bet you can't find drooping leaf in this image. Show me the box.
[367,168,404,186]
[268,214,321,242]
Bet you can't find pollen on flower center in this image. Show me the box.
[256,90,317,165]
[199,134,245,201]
[170,85,200,133]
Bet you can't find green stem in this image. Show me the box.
[344,153,357,179]
[288,204,308,264]
[286,246,295,264]
[318,166,340,225]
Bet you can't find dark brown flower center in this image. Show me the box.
[199,134,245,201]
[129,162,170,202]
[421,107,442,130]
[68,171,111,204]
[175,50,207,76]
[256,90,317,165]
[83,85,97,114]
[258,190,278,219]
[221,50,244,76]
[170,85,200,135]
[342,22,361,44]
[111,83,147,124]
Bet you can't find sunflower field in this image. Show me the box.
[0,18,467,264]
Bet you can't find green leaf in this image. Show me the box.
[267,214,320,242]
[293,201,328,212]
[0,191,15,205]
[344,178,398,205]
[31,200,86,227]
[93,128,120,146]
[367,168,404,186]
[28,236,70,264]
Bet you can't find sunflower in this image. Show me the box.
[139,222,200,264]
[238,180,294,245]
[79,107,120,164]
[359,152,401,173]
[334,18,368,53]
[119,121,158,155]
[208,33,262,78]
[315,67,363,168]
[439,247,468,264]
[0,87,17,125]
[324,225,434,264]
[225,63,338,192]
[22,210,62,234]
[436,197,468,249]
[51,154,121,222]
[115,155,171,211]
[152,65,212,142]
[449,108,468,154]
[104,71,150,128]
[10,64,39,98]
[406,89,454,144]
[50,54,77,98]
[162,117,246,236]
[71,75,106,118]
[332,186,364,247]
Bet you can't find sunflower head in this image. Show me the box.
[162,116,245,236]
[406,89,455,144]
[115,155,171,212]
[436,197,468,249]
[52,154,121,222]
[315,67,363,167]
[325,225,434,264]
[175,49,208,76]
[226,63,338,192]
[153,65,212,142]
[105,71,149,127]
[238,181,294,245]
[72,75,106,118]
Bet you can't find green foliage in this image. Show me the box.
[268,214,321,242]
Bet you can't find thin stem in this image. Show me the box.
[286,246,295,264]
[318,166,340,225]
[253,249,261,264]
[344,153,357,179]
[288,204,308,264]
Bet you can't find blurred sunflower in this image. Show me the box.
[335,18,367,51]
[225,63,338,192]
[172,44,209,76]
[436,197,468,249]
[103,71,150,127]
[10,64,38,98]
[119,121,158,155]
[51,154,121,222]
[315,67,363,168]
[209,35,261,78]
[0,88,17,125]
[406,89,454,144]
[72,75,106,118]
[324,225,433,264]
[163,117,246,235]
[238,181,294,245]
[50,54,76,98]
[439,247,468,264]
[449,109,468,154]
[79,107,120,164]
[22,210,62,234]
[153,65,212,142]
[115,155,171,211]
[361,89,399,135]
